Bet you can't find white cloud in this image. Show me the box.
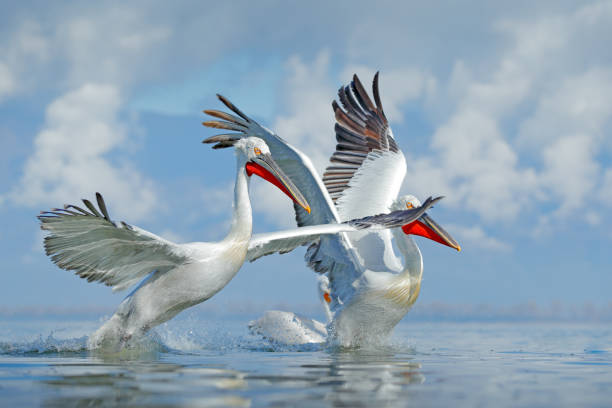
[57,10,172,87]
[400,2,612,229]
[0,21,49,101]
[396,13,561,223]
[517,68,612,218]
[9,21,49,60]
[0,9,173,101]
[519,68,612,148]
[584,211,601,226]
[272,51,337,174]
[495,15,567,67]
[5,83,156,221]
[406,109,538,222]
[3,1,612,235]
[541,134,599,215]
[446,224,511,252]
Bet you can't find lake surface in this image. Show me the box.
[1,314,611,407]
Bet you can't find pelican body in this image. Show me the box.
[324,196,432,344]
[204,73,461,347]
[39,137,310,349]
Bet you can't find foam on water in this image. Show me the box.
[0,314,339,356]
[0,334,88,355]
[0,323,416,358]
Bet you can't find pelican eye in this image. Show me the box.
[254,147,262,155]
[406,203,414,209]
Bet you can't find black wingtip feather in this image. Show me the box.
[203,109,248,127]
[202,120,246,132]
[372,71,387,121]
[65,204,92,216]
[216,94,251,122]
[96,193,111,221]
[202,134,240,149]
[351,74,376,112]
[82,199,103,218]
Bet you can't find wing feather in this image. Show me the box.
[203,89,407,313]
[322,72,404,208]
[202,96,361,300]
[39,194,190,292]
[203,94,340,229]
[82,199,103,218]
[247,224,355,262]
[247,198,439,262]
[96,192,111,221]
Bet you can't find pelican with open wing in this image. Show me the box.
[39,136,311,349]
[204,73,460,346]
[39,134,435,349]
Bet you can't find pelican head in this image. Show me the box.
[392,195,461,252]
[203,135,310,213]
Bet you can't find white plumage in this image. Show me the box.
[205,73,460,347]
[40,133,432,349]
[39,137,312,349]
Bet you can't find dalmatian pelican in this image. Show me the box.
[39,135,437,349]
[203,73,460,346]
[38,136,310,349]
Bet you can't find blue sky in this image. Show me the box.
[1,1,611,316]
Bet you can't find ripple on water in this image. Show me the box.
[1,318,611,407]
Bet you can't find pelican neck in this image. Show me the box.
[225,156,253,243]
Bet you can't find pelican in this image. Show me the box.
[38,136,311,349]
[203,73,460,347]
[39,135,437,349]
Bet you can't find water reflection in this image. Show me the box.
[41,361,251,407]
[38,349,425,407]
[309,350,425,407]
[245,349,425,407]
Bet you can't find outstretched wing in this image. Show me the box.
[38,193,191,292]
[203,96,365,304]
[203,96,339,229]
[323,72,407,221]
[202,86,409,312]
[247,197,439,263]
[247,224,354,263]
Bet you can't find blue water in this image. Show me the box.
[1,314,611,407]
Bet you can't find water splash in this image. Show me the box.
[0,333,88,355]
[0,311,413,356]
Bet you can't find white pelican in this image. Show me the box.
[204,73,460,347]
[39,135,437,349]
[38,136,311,349]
